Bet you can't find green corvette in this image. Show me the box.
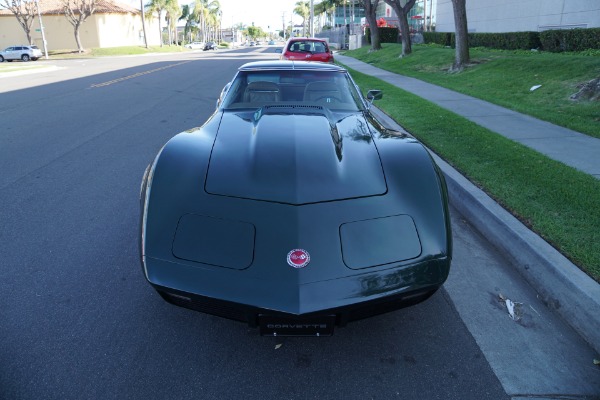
[140,61,452,336]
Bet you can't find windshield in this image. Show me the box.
[221,69,364,112]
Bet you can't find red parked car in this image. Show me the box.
[280,38,334,63]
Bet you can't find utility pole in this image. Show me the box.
[310,0,314,37]
[34,0,48,59]
[282,12,286,39]
[423,0,427,31]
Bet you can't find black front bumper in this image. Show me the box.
[156,283,438,336]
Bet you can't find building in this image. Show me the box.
[435,0,600,32]
[0,0,160,51]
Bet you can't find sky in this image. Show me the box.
[124,0,307,32]
[213,0,304,31]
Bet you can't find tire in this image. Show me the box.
[21,54,30,62]
[0,55,4,62]
[32,58,38,61]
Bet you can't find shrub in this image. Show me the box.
[540,28,600,52]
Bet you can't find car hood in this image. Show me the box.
[205,107,387,204]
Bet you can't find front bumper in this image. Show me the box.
[145,255,449,333]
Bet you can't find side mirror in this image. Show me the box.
[366,90,383,110]
[216,82,232,109]
[366,90,383,101]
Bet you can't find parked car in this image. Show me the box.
[268,40,276,45]
[280,38,334,63]
[0,45,43,62]
[203,41,218,51]
[140,61,452,336]
[185,41,204,49]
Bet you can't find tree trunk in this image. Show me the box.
[362,0,380,51]
[451,0,470,71]
[158,14,163,47]
[140,0,148,48]
[398,9,411,56]
[74,24,83,53]
[385,0,417,57]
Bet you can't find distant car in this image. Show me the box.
[280,38,334,63]
[140,61,452,336]
[203,42,218,51]
[249,41,256,47]
[185,42,204,49]
[0,45,43,62]
[268,40,275,45]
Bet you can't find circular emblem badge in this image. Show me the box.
[287,249,310,269]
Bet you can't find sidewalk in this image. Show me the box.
[336,54,600,354]
[337,54,600,179]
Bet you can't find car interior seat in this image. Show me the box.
[243,81,281,103]
[303,81,342,103]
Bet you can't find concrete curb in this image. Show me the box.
[371,107,600,355]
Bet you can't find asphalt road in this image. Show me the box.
[0,47,597,399]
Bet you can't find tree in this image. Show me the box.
[359,0,381,52]
[145,0,167,46]
[450,0,469,71]
[384,0,417,57]
[62,0,97,53]
[140,0,148,48]
[294,1,309,36]
[164,0,181,45]
[189,0,220,42]
[1,0,37,45]
[180,4,198,43]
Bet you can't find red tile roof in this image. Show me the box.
[0,0,140,16]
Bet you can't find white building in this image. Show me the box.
[435,0,600,32]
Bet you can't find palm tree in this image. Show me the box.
[145,0,168,46]
[294,1,309,36]
[164,0,181,45]
[189,0,220,42]
[180,4,198,43]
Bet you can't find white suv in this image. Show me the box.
[0,45,43,62]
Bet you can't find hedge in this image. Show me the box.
[422,28,600,52]
[365,27,400,44]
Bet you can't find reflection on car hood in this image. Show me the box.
[205,107,387,204]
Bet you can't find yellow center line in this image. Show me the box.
[90,61,191,88]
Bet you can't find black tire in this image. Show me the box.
[32,57,38,61]
[21,54,30,62]
[0,55,4,62]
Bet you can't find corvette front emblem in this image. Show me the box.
[287,249,310,269]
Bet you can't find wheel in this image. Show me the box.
[0,55,4,62]
[32,57,38,61]
[21,54,30,62]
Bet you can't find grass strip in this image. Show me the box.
[344,44,600,138]
[346,66,600,281]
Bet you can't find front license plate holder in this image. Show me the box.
[259,315,335,336]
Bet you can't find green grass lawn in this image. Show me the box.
[345,66,600,282]
[44,45,191,59]
[344,44,600,138]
